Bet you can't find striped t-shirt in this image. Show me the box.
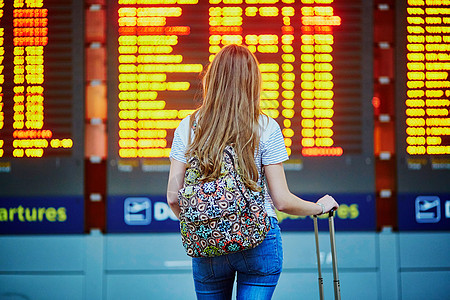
[169,114,289,218]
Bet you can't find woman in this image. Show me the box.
[167,44,339,299]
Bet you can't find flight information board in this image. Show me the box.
[107,0,374,232]
[0,0,84,234]
[396,0,450,230]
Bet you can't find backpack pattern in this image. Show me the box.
[178,146,271,258]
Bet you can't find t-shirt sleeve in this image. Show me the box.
[169,117,190,164]
[169,129,187,164]
[261,119,289,166]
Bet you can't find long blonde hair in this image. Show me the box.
[186,44,262,191]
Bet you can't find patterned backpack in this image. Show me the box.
[177,145,271,258]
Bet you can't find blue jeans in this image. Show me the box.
[192,217,283,300]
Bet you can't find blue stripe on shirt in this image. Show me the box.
[169,130,187,163]
[261,122,289,166]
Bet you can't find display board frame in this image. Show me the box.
[395,0,450,231]
[106,0,375,232]
[0,0,85,234]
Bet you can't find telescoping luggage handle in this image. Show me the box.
[313,210,341,300]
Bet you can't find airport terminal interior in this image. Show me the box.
[0,0,449,299]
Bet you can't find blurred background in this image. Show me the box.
[0,0,449,299]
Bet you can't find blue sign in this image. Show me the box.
[107,195,180,233]
[0,196,84,234]
[277,193,376,231]
[124,197,152,226]
[107,193,375,232]
[398,193,450,230]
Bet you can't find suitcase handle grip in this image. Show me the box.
[329,209,335,217]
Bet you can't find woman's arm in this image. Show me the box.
[265,163,339,216]
[166,158,186,219]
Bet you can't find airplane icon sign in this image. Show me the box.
[415,196,441,223]
[124,197,151,225]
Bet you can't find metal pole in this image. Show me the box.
[313,215,324,300]
[328,210,341,300]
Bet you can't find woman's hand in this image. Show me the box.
[316,194,339,214]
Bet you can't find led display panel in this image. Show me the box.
[107,0,374,232]
[396,0,450,230]
[0,0,84,234]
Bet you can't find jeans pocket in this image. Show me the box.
[192,257,215,283]
[242,229,283,275]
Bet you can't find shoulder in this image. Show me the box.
[258,115,289,163]
[177,115,192,132]
[259,115,282,141]
[170,115,193,163]
[174,115,193,138]
[173,115,194,147]
[259,114,281,131]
